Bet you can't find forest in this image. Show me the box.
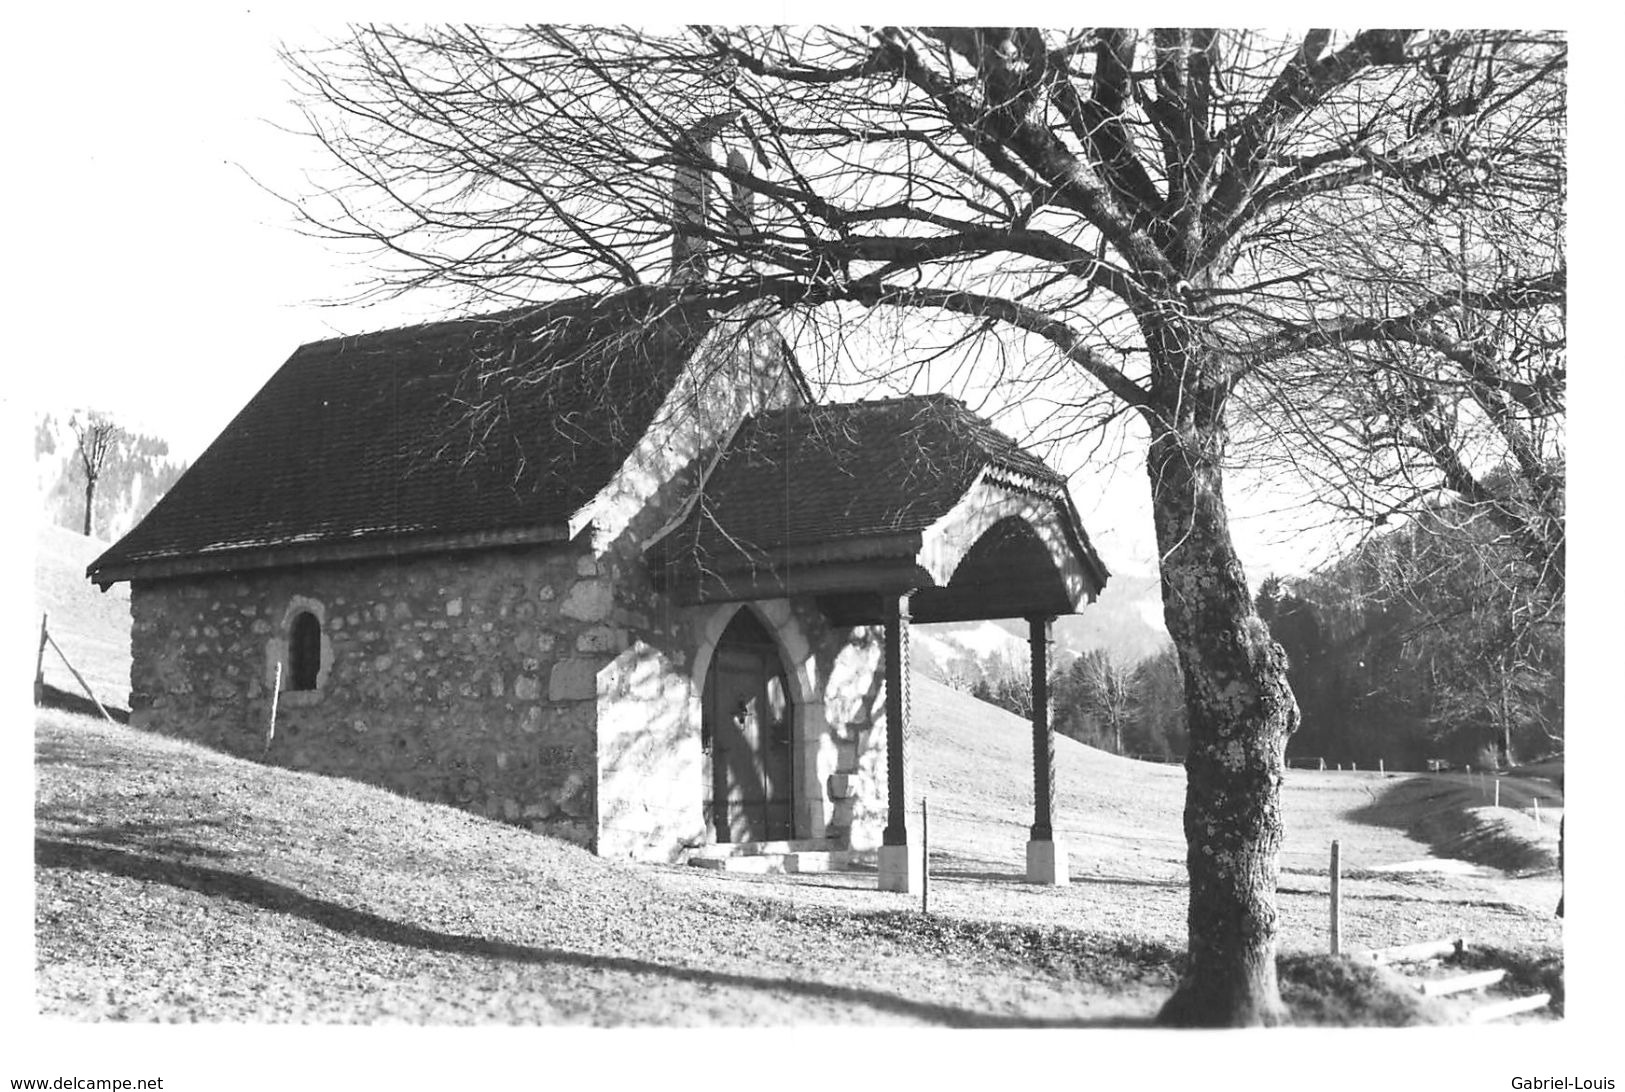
[965,478,1562,774]
[1259,493,1563,772]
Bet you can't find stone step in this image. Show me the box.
[782,853,826,873]
[688,854,783,874]
[1362,937,1465,965]
[688,839,832,860]
[1416,968,1506,997]
[686,848,861,874]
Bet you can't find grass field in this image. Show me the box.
[36,693,1563,1025]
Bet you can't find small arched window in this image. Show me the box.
[288,611,322,691]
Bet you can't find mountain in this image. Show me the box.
[916,566,1169,681]
[1055,568,1169,664]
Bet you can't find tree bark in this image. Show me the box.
[1146,351,1300,1027]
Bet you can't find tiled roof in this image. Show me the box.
[91,287,720,578]
[650,394,1104,579]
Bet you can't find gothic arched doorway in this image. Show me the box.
[702,609,794,842]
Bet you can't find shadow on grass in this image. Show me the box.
[36,811,233,863]
[37,686,129,724]
[929,863,1186,891]
[35,733,159,776]
[922,847,1186,891]
[1344,776,1555,874]
[1072,873,1187,891]
[35,838,1152,1028]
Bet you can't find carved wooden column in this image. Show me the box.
[878,593,922,892]
[1026,615,1068,885]
[1030,616,1054,842]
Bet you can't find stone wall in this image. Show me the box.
[129,540,626,849]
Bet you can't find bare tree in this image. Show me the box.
[1130,645,1187,759]
[281,26,1565,1025]
[1252,168,1565,598]
[1075,648,1136,754]
[68,413,123,538]
[933,654,980,695]
[973,648,1035,720]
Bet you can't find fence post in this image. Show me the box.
[35,613,49,705]
[1330,840,1342,956]
[1379,758,1385,775]
[265,662,283,756]
[1494,779,1501,809]
[45,630,115,724]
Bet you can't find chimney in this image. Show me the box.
[671,150,710,285]
[724,148,754,239]
[670,112,739,285]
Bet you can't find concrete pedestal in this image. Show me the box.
[1025,839,1069,885]
[878,842,923,893]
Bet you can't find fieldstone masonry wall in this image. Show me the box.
[129,540,632,849]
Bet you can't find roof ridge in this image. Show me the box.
[844,392,963,408]
[741,395,1059,480]
[292,285,683,355]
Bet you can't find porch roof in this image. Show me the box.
[647,395,1108,624]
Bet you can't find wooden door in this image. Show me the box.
[702,611,794,842]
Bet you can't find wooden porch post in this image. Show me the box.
[1026,615,1068,884]
[878,593,922,892]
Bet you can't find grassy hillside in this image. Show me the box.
[33,524,130,712]
[913,672,1185,878]
[35,707,1187,1024]
[913,672,1560,876]
[36,703,1563,1024]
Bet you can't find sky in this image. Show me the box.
[16,15,440,457]
[15,11,1600,583]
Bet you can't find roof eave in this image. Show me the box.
[88,523,573,589]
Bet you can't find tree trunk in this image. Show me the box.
[1146,387,1300,1028]
[82,478,95,537]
